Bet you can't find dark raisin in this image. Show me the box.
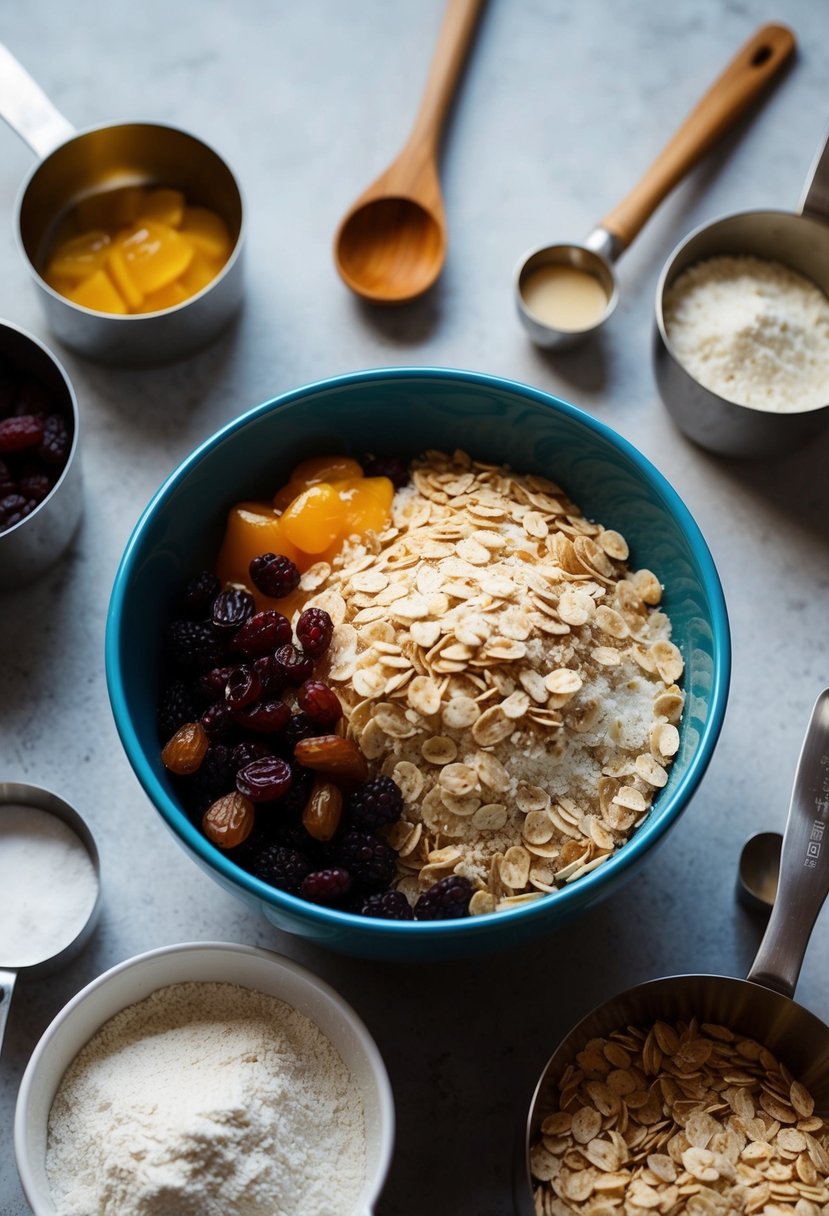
[362,890,414,920]
[272,643,313,686]
[200,699,234,740]
[362,454,409,488]
[348,776,404,830]
[199,664,236,698]
[230,609,292,657]
[249,553,301,599]
[181,570,221,617]
[0,415,44,453]
[232,700,291,734]
[414,875,473,921]
[300,867,352,904]
[297,681,342,726]
[211,587,255,632]
[236,756,293,802]
[224,664,264,710]
[36,413,71,466]
[296,608,334,659]
[336,830,397,889]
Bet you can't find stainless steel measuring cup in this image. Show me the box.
[0,44,245,366]
[515,24,795,350]
[654,128,829,458]
[0,784,101,1056]
[518,687,829,1213]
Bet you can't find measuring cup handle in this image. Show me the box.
[0,968,18,1058]
[0,43,75,159]
[598,23,795,252]
[799,125,829,224]
[748,689,829,999]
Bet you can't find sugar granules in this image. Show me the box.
[47,981,366,1216]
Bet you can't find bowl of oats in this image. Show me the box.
[106,367,730,959]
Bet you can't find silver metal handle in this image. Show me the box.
[0,42,75,159]
[799,126,829,223]
[748,689,829,998]
[0,967,18,1057]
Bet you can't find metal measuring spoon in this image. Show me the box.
[0,784,100,1056]
[515,24,795,350]
[737,830,782,913]
[654,126,829,458]
[518,688,829,1212]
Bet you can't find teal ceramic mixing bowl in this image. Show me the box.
[106,368,730,960]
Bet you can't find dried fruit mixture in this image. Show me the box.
[530,1018,829,1215]
[0,363,72,533]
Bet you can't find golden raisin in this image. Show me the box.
[161,721,209,774]
[301,779,343,842]
[202,792,254,848]
[293,735,369,783]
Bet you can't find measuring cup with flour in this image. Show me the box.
[518,687,829,1213]
[654,126,829,457]
[0,784,100,1055]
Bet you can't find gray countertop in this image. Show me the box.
[1,2,828,1212]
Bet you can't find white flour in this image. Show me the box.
[0,804,97,967]
[47,981,366,1216]
[663,254,829,412]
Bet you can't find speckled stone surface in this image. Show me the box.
[1,2,828,1212]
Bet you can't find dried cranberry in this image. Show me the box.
[181,570,221,617]
[296,608,334,659]
[236,756,293,802]
[272,643,313,686]
[36,413,70,466]
[362,454,409,489]
[232,700,291,734]
[249,552,301,598]
[199,665,236,697]
[298,680,342,726]
[0,415,44,453]
[200,700,234,740]
[232,740,272,770]
[211,587,255,632]
[300,867,352,904]
[230,609,292,657]
[225,664,264,710]
[0,493,35,528]
[17,464,53,503]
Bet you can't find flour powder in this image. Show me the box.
[46,981,366,1216]
[663,254,829,412]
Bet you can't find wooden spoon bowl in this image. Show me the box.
[336,196,446,304]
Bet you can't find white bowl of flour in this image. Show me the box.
[15,942,394,1216]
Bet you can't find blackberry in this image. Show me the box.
[190,744,236,814]
[275,763,315,817]
[167,619,224,672]
[414,875,473,921]
[362,454,409,489]
[348,776,404,830]
[181,570,221,617]
[296,608,333,659]
[282,711,323,752]
[158,680,199,741]
[17,464,53,503]
[232,739,273,771]
[0,493,34,528]
[336,830,396,889]
[300,867,352,904]
[361,890,414,920]
[252,844,311,894]
[36,412,71,466]
[249,552,300,599]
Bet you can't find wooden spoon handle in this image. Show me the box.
[599,23,795,251]
[408,0,486,153]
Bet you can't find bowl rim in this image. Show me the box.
[14,940,395,1213]
[105,365,731,939]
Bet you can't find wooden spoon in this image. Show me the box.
[334,0,484,304]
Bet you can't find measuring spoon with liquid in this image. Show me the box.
[0,784,100,1056]
[515,23,795,350]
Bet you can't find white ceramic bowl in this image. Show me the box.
[15,942,394,1215]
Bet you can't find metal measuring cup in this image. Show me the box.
[0,784,101,1057]
[0,45,245,366]
[515,24,795,350]
[517,687,829,1213]
[654,128,829,458]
